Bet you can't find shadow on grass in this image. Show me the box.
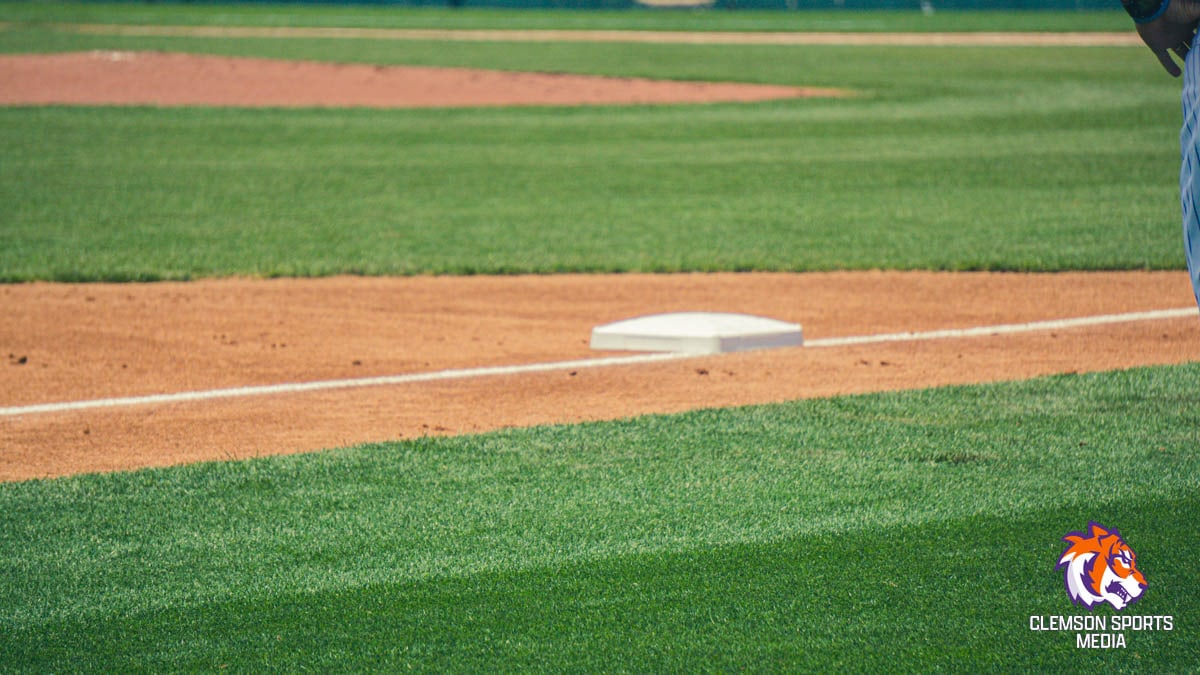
[10,496,1195,672]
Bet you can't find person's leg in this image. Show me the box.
[1180,32,1200,309]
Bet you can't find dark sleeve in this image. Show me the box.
[1122,0,1170,23]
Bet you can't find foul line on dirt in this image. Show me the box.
[0,353,685,418]
[0,307,1193,419]
[803,307,1196,348]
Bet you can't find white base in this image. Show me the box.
[590,312,803,354]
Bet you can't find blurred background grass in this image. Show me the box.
[0,5,1183,280]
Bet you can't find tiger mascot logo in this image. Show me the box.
[1056,522,1147,611]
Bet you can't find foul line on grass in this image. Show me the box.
[1,307,1193,418]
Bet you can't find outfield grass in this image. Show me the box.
[0,5,1185,280]
[0,1,1133,33]
[2,364,1197,670]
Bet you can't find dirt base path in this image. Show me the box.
[3,272,1198,482]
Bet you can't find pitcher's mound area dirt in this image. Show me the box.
[0,50,845,108]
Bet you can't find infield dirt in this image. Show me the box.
[3,272,1199,482]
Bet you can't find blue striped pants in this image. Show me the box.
[1180,34,1200,309]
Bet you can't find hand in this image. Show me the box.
[1136,1,1200,77]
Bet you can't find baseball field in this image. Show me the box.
[2,2,1199,670]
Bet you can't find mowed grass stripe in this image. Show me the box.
[2,364,1197,670]
[7,498,1196,671]
[0,96,1181,280]
[40,23,1145,47]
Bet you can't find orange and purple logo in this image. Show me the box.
[1056,522,1147,611]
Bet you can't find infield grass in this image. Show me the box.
[0,5,1185,280]
[3,364,1198,671]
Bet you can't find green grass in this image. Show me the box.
[3,364,1198,670]
[0,1,1134,33]
[0,16,1185,280]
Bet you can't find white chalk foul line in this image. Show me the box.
[1,307,1193,418]
[804,307,1197,348]
[0,353,684,418]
